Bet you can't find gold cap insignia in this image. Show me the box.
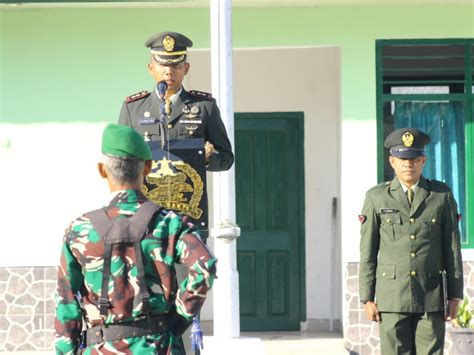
[163,35,175,52]
[402,132,414,147]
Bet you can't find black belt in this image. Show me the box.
[86,315,171,346]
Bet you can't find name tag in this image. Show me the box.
[180,120,202,124]
[380,208,398,214]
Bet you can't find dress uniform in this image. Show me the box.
[118,31,234,172]
[54,124,217,354]
[359,128,463,354]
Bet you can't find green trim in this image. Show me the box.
[384,80,465,85]
[382,94,466,101]
[465,43,473,248]
[377,38,473,46]
[376,41,384,183]
[376,38,474,249]
[297,113,306,322]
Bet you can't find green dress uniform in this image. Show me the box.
[118,88,234,172]
[359,177,464,353]
[359,127,463,355]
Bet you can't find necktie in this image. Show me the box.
[165,98,172,116]
[407,187,414,206]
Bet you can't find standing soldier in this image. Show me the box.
[118,31,234,172]
[54,124,217,354]
[359,127,463,354]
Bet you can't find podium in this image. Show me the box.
[142,139,208,236]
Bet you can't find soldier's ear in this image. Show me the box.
[147,62,154,75]
[143,160,152,176]
[98,162,108,179]
[388,155,396,169]
[184,62,190,75]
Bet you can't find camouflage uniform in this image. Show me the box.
[54,189,217,354]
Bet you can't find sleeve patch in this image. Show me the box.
[189,90,213,100]
[125,90,150,103]
[358,215,367,224]
[457,214,462,222]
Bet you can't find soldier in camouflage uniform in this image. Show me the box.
[359,128,463,354]
[118,31,234,172]
[54,123,217,354]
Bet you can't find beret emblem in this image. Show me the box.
[402,132,414,147]
[163,35,175,52]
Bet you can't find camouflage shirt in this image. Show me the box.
[54,189,217,354]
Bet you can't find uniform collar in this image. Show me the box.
[398,179,420,195]
[153,86,183,105]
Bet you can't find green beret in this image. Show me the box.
[384,127,431,159]
[101,123,152,160]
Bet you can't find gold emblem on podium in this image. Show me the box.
[142,157,204,219]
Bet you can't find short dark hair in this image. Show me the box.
[103,155,145,185]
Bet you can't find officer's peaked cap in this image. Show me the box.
[145,31,193,65]
[384,127,431,159]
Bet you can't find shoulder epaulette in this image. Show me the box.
[189,90,213,100]
[125,90,150,103]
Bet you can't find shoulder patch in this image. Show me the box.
[189,90,213,100]
[125,90,150,103]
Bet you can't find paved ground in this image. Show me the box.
[243,331,346,355]
[0,331,346,354]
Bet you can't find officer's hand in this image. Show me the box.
[205,141,215,161]
[446,299,461,323]
[364,301,381,323]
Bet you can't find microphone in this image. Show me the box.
[157,80,167,100]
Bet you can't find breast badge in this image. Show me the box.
[180,104,202,135]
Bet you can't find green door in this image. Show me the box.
[235,112,305,331]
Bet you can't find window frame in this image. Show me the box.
[376,38,474,248]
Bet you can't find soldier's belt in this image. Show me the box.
[86,314,171,345]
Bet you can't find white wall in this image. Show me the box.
[0,123,109,266]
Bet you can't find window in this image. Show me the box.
[376,39,474,248]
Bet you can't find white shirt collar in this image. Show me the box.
[154,86,182,105]
[399,179,420,194]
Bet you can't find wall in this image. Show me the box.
[1,4,473,124]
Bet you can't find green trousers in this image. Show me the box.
[379,312,445,355]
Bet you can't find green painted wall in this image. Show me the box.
[0,4,473,123]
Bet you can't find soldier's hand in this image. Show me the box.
[446,299,461,323]
[364,301,381,323]
[205,141,215,161]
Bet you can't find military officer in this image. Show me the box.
[359,127,464,354]
[118,31,234,172]
[54,124,217,354]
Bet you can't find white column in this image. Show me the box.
[210,0,240,339]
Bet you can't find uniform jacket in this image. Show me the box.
[54,189,217,354]
[118,87,234,172]
[359,176,463,313]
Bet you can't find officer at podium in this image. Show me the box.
[118,31,234,172]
